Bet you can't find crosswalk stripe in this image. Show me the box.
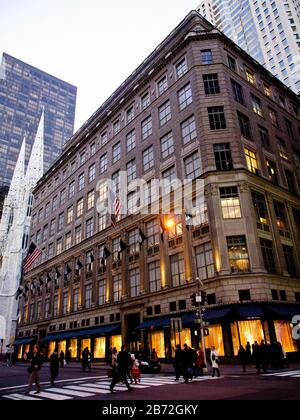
[65,385,110,394]
[44,387,95,398]
[29,391,72,400]
[263,370,300,377]
[129,380,167,386]
[3,393,42,401]
[81,382,131,391]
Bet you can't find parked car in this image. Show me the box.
[136,354,161,374]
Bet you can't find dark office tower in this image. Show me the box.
[0,52,77,195]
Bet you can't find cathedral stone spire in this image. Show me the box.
[25,110,44,188]
[0,110,44,350]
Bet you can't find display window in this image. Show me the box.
[150,331,165,358]
[111,335,122,351]
[69,339,78,358]
[80,338,91,355]
[47,341,56,358]
[58,340,66,355]
[170,328,192,357]
[231,320,264,355]
[274,320,298,352]
[94,337,106,358]
[205,325,225,356]
[24,344,30,356]
[17,345,23,359]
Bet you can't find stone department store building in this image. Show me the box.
[16,11,300,361]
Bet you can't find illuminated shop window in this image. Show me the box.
[58,340,66,355]
[205,325,225,356]
[94,337,106,358]
[47,341,56,358]
[80,339,91,356]
[24,344,30,355]
[150,331,165,358]
[171,328,191,357]
[17,345,23,359]
[231,321,264,356]
[69,339,78,358]
[274,321,297,352]
[111,335,122,351]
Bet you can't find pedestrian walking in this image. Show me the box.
[130,354,141,384]
[252,341,262,373]
[210,346,220,378]
[66,349,71,365]
[195,346,205,377]
[238,345,247,373]
[82,347,89,371]
[110,345,133,393]
[25,344,44,395]
[174,344,183,381]
[50,348,59,387]
[59,350,65,367]
[182,344,196,383]
[260,340,268,373]
[245,341,252,363]
[151,348,158,361]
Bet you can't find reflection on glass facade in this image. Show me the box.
[0,53,77,188]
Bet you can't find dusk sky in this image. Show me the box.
[0,0,198,132]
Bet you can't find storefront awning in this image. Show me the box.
[42,324,120,342]
[266,305,300,318]
[65,324,120,339]
[14,337,36,345]
[203,307,232,321]
[135,317,171,330]
[236,305,264,319]
[42,333,67,342]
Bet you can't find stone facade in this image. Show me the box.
[16,12,300,360]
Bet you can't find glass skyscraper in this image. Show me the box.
[0,53,77,191]
[197,0,300,94]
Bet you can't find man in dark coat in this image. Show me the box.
[174,344,183,381]
[50,348,59,386]
[110,345,133,393]
[59,350,65,367]
[25,344,45,394]
[182,344,196,383]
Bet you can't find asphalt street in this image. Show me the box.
[0,363,299,400]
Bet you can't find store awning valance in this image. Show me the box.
[203,307,232,321]
[14,337,36,345]
[237,305,264,319]
[266,305,300,318]
[135,317,171,330]
[42,333,67,342]
[42,324,120,342]
[65,324,120,339]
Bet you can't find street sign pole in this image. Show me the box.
[196,283,208,367]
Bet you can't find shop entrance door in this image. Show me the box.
[125,313,141,353]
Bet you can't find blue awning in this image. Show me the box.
[237,305,264,319]
[182,308,233,325]
[203,307,232,321]
[65,324,120,339]
[42,324,120,342]
[135,318,170,330]
[14,337,36,345]
[42,333,67,342]
[266,305,300,318]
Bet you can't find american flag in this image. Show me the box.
[111,194,121,228]
[23,242,41,273]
